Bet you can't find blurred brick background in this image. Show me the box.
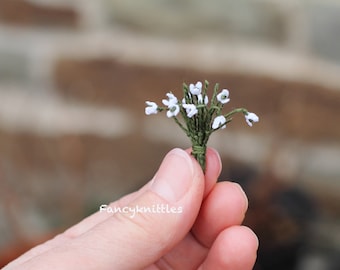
[0,0,340,269]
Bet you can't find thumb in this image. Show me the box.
[87,148,205,269]
[20,148,205,270]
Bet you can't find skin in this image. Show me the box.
[4,148,258,270]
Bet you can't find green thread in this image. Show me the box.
[192,145,206,156]
[192,145,207,171]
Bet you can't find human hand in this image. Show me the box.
[4,148,258,270]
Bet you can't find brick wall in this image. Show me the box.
[0,0,340,267]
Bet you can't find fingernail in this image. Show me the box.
[151,148,194,202]
[234,183,249,212]
[210,148,222,168]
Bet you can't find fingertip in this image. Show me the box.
[207,148,222,168]
[231,182,249,213]
[237,226,259,252]
[192,181,250,247]
[205,147,222,178]
[151,148,201,203]
[203,226,258,270]
[218,226,258,268]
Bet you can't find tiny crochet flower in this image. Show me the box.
[189,81,202,95]
[145,80,259,171]
[162,92,178,107]
[245,112,259,127]
[166,104,180,118]
[217,89,230,104]
[162,92,180,117]
[145,101,158,115]
[212,115,227,129]
[183,103,198,118]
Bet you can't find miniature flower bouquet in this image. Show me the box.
[145,80,259,172]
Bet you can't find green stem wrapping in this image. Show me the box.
[191,144,207,171]
[189,128,210,172]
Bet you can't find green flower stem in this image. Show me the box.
[173,116,188,134]
[224,108,248,120]
[211,83,219,105]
